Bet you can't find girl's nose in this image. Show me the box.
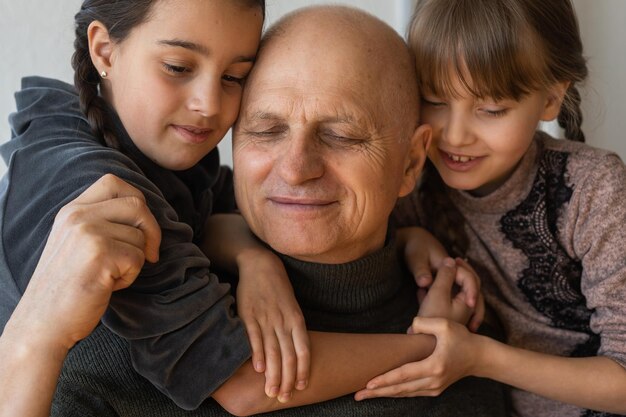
[188,77,221,118]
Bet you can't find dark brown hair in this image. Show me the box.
[407,0,587,256]
[72,0,265,150]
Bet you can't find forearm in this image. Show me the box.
[214,331,436,416]
[477,335,626,414]
[202,213,270,274]
[0,319,69,417]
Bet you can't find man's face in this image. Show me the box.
[233,39,417,263]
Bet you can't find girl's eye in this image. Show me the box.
[222,74,246,86]
[482,108,509,117]
[163,63,189,75]
[421,97,446,107]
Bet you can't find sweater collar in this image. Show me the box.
[277,239,407,314]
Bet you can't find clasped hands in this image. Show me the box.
[236,226,484,403]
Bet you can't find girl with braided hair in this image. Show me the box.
[0,0,319,412]
[358,0,626,416]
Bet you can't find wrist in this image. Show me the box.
[3,308,75,357]
[235,245,281,274]
[470,333,498,378]
[2,321,71,365]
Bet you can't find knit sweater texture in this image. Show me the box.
[394,132,626,417]
[52,241,507,416]
[0,77,251,409]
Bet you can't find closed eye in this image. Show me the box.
[163,63,189,75]
[421,97,446,107]
[222,74,246,86]
[321,133,365,148]
[482,108,509,117]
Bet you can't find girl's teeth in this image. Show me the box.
[449,153,475,163]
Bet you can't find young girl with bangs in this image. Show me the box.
[356,0,626,415]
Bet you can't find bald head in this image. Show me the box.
[252,5,420,136]
[232,6,430,263]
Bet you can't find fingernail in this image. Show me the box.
[296,380,307,390]
[255,361,264,372]
[267,386,279,398]
[407,326,414,334]
[367,382,377,389]
[278,392,292,403]
[417,275,431,285]
[444,258,455,267]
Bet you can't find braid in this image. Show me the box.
[419,161,469,258]
[72,7,121,150]
[557,85,585,143]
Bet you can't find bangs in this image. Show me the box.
[409,0,552,101]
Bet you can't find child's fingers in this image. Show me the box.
[409,316,448,337]
[262,330,281,398]
[276,330,297,403]
[468,292,486,332]
[243,320,266,373]
[454,258,481,308]
[99,239,148,292]
[429,258,457,293]
[354,361,437,400]
[59,193,161,263]
[410,248,434,288]
[292,326,310,391]
[355,379,438,400]
[98,196,161,263]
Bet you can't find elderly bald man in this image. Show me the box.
[50,6,506,417]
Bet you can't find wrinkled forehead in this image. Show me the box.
[240,48,380,129]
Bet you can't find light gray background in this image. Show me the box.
[1,0,624,174]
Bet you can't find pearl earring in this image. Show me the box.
[100,70,107,78]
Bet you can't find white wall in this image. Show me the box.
[572,0,626,158]
[1,1,625,176]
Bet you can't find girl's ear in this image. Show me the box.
[87,21,114,77]
[398,123,432,198]
[540,81,571,121]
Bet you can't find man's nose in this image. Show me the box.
[276,131,325,185]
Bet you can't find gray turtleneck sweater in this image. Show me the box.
[52,241,507,416]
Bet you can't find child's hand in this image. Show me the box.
[15,174,161,349]
[416,258,473,324]
[236,251,310,403]
[397,228,483,325]
[397,227,447,289]
[354,317,480,400]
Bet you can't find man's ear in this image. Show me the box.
[541,81,571,122]
[87,21,114,78]
[398,123,432,198]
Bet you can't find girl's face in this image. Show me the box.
[99,0,263,170]
[421,76,563,196]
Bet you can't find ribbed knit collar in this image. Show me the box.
[277,240,406,314]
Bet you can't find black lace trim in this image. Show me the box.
[500,150,594,345]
